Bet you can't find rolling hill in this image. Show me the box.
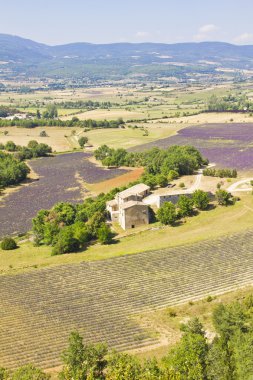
[1,34,253,81]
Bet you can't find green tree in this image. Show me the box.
[0,368,8,380]
[52,227,79,255]
[215,190,234,206]
[5,140,16,152]
[192,190,210,210]
[177,195,194,217]
[42,104,58,119]
[157,202,177,225]
[106,352,142,380]
[163,319,208,380]
[97,223,113,244]
[11,364,50,380]
[27,140,39,149]
[167,170,179,181]
[78,136,88,148]
[156,174,168,187]
[60,331,108,380]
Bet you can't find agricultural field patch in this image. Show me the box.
[0,152,127,237]
[2,229,253,369]
[130,123,253,170]
[85,123,182,149]
[0,126,82,151]
[63,108,145,121]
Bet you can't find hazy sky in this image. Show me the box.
[2,0,253,45]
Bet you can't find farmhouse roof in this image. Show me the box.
[106,199,118,207]
[121,201,147,210]
[118,183,150,199]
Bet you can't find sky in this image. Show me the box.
[1,0,253,46]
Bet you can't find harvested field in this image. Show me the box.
[63,108,144,121]
[1,229,253,369]
[130,123,253,170]
[0,126,81,152]
[0,153,127,237]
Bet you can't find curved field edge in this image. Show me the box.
[1,193,253,275]
[1,229,253,369]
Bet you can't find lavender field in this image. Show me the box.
[131,123,253,170]
[0,152,127,238]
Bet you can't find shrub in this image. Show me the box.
[216,189,234,206]
[39,130,48,137]
[12,364,50,380]
[157,202,177,225]
[52,227,79,255]
[192,190,210,210]
[1,237,17,250]
[97,223,113,244]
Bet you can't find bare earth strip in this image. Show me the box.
[1,229,253,369]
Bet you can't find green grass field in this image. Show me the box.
[1,194,253,275]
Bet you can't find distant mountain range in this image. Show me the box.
[1,34,253,82]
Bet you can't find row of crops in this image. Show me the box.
[1,228,253,369]
[0,152,127,237]
[130,123,253,170]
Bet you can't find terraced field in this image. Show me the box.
[1,229,253,369]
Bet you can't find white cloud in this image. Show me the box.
[193,24,219,41]
[199,24,219,33]
[234,33,253,44]
[136,31,150,38]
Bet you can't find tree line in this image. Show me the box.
[0,117,125,129]
[203,168,237,178]
[95,145,208,188]
[1,296,253,379]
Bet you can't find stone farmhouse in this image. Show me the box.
[106,184,150,230]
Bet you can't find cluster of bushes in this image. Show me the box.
[0,117,124,129]
[0,140,52,160]
[0,152,30,188]
[157,190,210,225]
[32,191,120,254]
[203,167,237,178]
[4,295,253,379]
[95,145,208,180]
